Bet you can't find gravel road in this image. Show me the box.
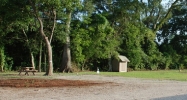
[0,75,187,100]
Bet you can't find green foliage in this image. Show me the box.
[0,46,13,72]
[0,0,186,72]
[121,23,143,69]
[62,0,82,10]
[87,14,120,59]
[71,28,90,64]
[157,5,187,70]
[4,57,13,71]
[71,14,120,70]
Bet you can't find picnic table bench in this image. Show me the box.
[18,67,38,76]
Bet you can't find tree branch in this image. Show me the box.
[49,8,56,43]
[154,0,180,33]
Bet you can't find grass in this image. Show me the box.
[0,72,53,79]
[76,70,187,81]
[1,70,187,81]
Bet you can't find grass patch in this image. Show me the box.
[0,71,53,79]
[76,70,187,81]
[109,70,187,81]
[1,70,187,81]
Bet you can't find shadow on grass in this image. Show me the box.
[152,94,187,100]
[0,72,18,76]
[0,72,47,79]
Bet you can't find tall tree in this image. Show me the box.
[0,0,36,71]
[60,0,82,72]
[29,0,59,75]
[71,13,120,71]
[141,0,183,33]
[159,3,187,69]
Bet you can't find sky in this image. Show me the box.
[142,0,175,8]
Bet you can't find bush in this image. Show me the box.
[4,57,13,71]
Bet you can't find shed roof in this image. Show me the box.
[118,55,130,62]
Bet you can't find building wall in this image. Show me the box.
[119,62,127,72]
[112,59,128,72]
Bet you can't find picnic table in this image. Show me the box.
[18,67,38,76]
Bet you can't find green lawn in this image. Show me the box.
[77,70,187,81]
[1,70,187,81]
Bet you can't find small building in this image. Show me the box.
[112,55,130,72]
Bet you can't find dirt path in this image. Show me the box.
[0,75,187,100]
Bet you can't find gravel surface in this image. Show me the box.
[0,75,187,100]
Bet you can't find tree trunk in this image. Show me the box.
[61,10,72,73]
[44,50,47,72]
[22,29,35,68]
[29,0,54,75]
[30,52,35,68]
[61,42,71,72]
[44,37,53,75]
[108,57,112,72]
[0,47,5,72]
[38,41,42,72]
[35,15,53,75]
[153,0,180,33]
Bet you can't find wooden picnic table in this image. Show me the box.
[18,67,38,76]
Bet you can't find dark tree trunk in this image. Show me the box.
[38,41,42,72]
[22,29,35,68]
[44,50,47,72]
[108,57,112,72]
[61,10,72,73]
[61,43,71,72]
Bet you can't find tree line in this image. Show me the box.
[0,0,186,75]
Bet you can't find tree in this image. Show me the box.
[60,0,82,72]
[29,0,60,75]
[159,5,187,69]
[141,0,182,33]
[101,0,145,69]
[0,0,34,71]
[71,14,120,71]
[1,0,186,72]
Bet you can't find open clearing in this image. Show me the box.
[0,74,187,100]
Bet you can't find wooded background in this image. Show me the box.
[0,0,186,75]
